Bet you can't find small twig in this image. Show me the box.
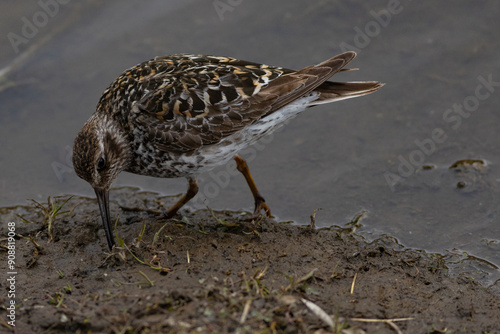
[310,208,322,229]
[114,217,124,247]
[330,258,342,278]
[137,220,146,244]
[284,268,317,292]
[346,211,367,234]
[240,299,252,324]
[255,266,268,280]
[301,298,335,329]
[207,207,239,227]
[351,317,414,322]
[55,293,64,308]
[138,271,154,287]
[297,268,317,284]
[387,320,403,334]
[351,317,414,334]
[124,244,169,272]
[152,223,169,247]
[28,234,42,249]
[350,273,357,294]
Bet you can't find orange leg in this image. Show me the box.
[165,177,198,218]
[234,155,272,217]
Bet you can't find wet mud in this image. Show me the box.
[1,188,499,333]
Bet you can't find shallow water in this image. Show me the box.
[1,1,500,283]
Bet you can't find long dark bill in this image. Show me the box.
[94,188,115,250]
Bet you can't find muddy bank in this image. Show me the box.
[1,188,499,333]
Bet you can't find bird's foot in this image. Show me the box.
[163,209,177,219]
[241,199,272,221]
[255,200,272,218]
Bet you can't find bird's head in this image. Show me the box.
[72,113,131,249]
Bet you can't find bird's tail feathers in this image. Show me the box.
[310,81,384,105]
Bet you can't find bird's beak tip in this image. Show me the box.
[94,188,115,250]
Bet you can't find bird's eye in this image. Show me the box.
[97,157,106,171]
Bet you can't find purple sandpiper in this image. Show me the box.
[72,52,383,249]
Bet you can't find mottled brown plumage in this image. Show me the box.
[73,51,383,249]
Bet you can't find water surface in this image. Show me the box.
[1,1,499,284]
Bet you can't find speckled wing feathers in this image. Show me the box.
[99,52,361,154]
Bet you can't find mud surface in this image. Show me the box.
[1,188,500,333]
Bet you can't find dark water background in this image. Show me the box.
[1,1,499,284]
